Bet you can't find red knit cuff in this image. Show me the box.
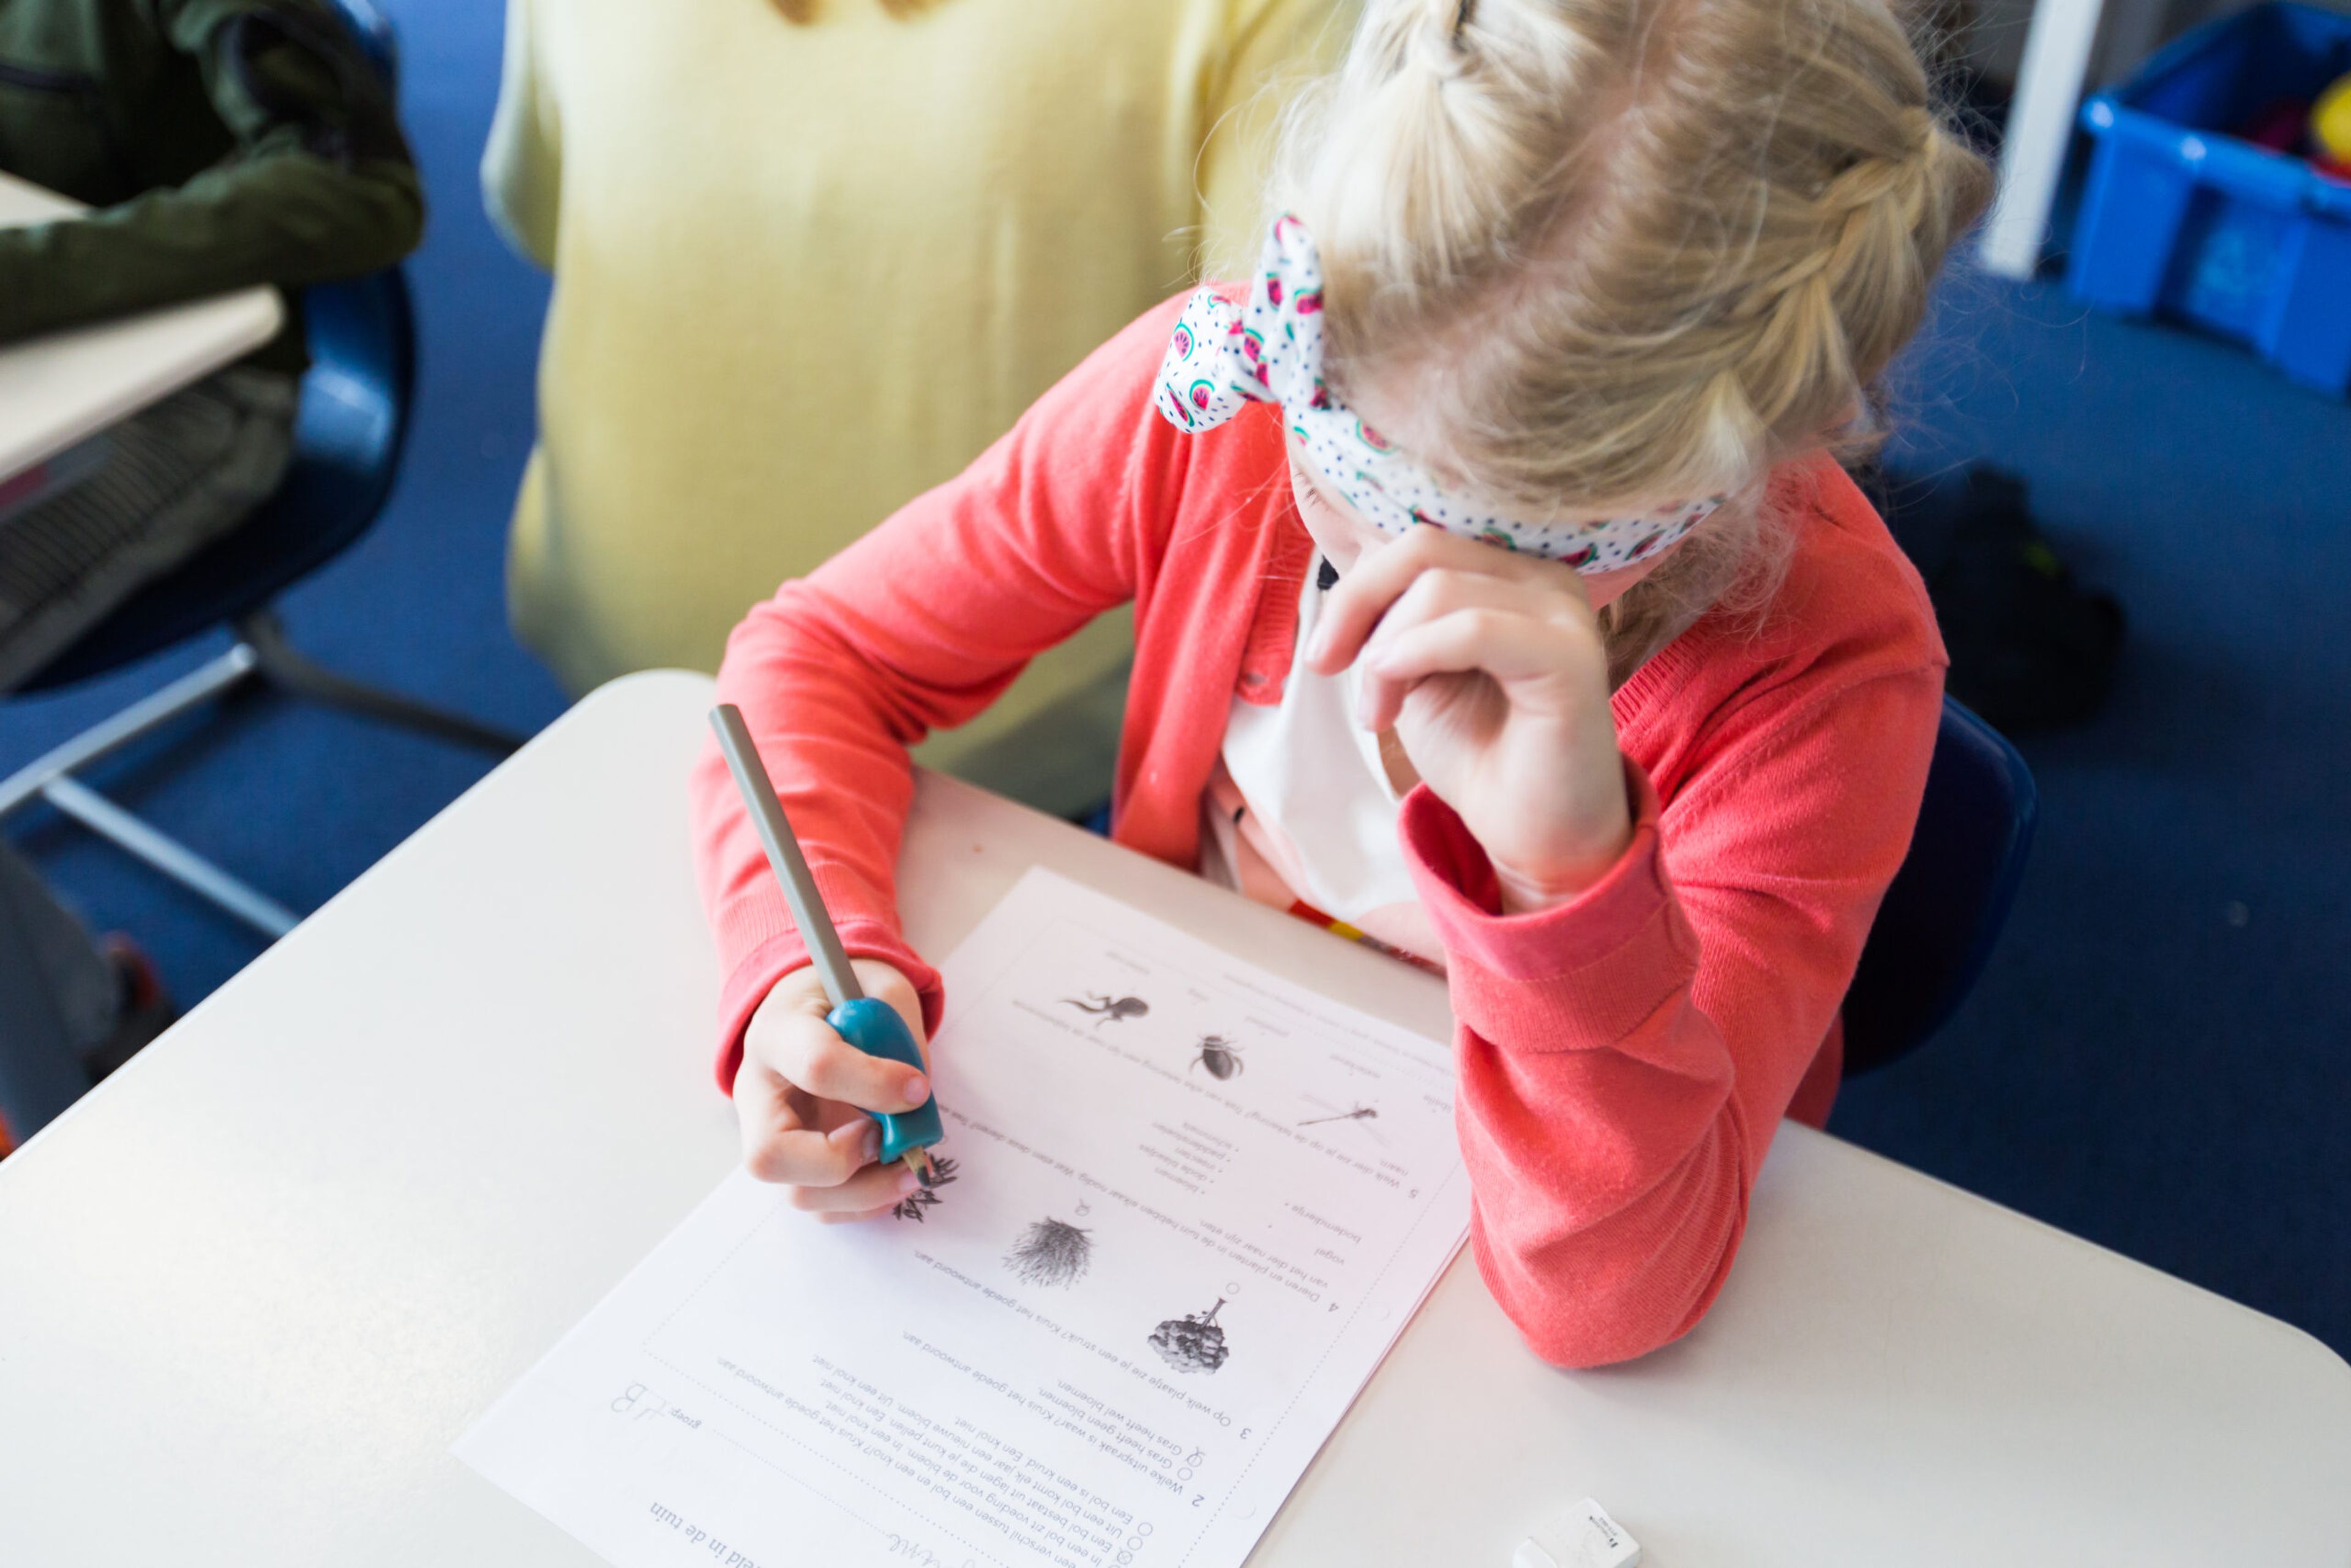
[1398,762,1697,1051]
[713,924,946,1095]
[1398,760,1669,975]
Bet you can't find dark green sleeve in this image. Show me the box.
[0,0,424,345]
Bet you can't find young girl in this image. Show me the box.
[690,0,1992,1368]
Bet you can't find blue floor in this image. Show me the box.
[2,3,2344,1359]
[1834,277,2351,1357]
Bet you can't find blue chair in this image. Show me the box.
[0,0,522,940]
[1841,697,2039,1074]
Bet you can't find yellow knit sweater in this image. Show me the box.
[484,0,1349,799]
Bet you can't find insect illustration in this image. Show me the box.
[1299,1105,1378,1127]
[891,1154,960,1222]
[1191,1033,1245,1080]
[1005,1217,1094,1287]
[1062,992,1150,1026]
[1148,1298,1231,1375]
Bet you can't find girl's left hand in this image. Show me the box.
[1305,527,1632,912]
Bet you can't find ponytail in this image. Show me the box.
[1277,0,1993,508]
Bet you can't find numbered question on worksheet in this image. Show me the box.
[457,868,1470,1568]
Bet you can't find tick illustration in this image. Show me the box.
[1063,992,1150,1026]
[1191,1033,1245,1080]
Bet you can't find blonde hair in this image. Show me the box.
[1276,0,1993,672]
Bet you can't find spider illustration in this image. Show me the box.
[1062,992,1150,1026]
[890,1155,960,1222]
[1191,1033,1245,1080]
[1299,1105,1378,1127]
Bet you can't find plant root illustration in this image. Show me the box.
[1299,1105,1378,1127]
[1148,1298,1231,1375]
[1062,992,1150,1026]
[1191,1033,1245,1080]
[891,1154,960,1222]
[1005,1217,1094,1287]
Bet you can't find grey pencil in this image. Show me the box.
[708,703,862,1009]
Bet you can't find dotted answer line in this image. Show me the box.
[1174,1174,1468,1568]
[644,1343,1024,1567]
[643,1191,778,1343]
[630,1197,1024,1567]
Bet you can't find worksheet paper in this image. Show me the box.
[457,868,1469,1568]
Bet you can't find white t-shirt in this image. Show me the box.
[1198,557,1443,968]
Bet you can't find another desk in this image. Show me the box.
[0,672,2343,1566]
[0,171,282,486]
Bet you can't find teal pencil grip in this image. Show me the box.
[827,997,942,1164]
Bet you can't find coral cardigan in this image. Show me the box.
[690,294,1946,1369]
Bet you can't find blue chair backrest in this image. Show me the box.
[7,0,414,691]
[297,0,410,508]
[1842,697,2039,1075]
[246,0,414,580]
[328,0,399,92]
[263,0,408,527]
[277,267,414,533]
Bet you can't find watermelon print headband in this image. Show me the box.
[1153,214,1723,572]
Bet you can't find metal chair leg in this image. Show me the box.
[0,642,296,939]
[39,777,297,938]
[4,610,530,944]
[234,611,527,757]
[0,643,260,817]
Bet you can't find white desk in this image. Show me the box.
[0,171,283,485]
[1,671,2344,1567]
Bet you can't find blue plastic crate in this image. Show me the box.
[2069,2,2351,396]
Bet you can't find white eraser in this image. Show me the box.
[1519,1498,1641,1568]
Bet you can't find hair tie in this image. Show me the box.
[1153,215,1722,573]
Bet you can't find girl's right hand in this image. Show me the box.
[735,958,932,1223]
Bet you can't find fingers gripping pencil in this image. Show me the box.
[709,704,944,1178]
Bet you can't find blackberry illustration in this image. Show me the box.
[1148,1298,1231,1375]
